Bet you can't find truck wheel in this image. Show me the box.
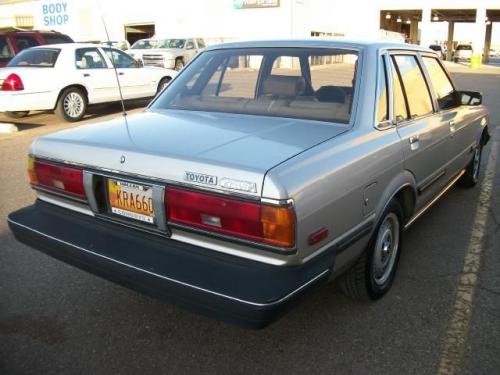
[157,77,172,95]
[340,200,403,301]
[4,111,29,119]
[458,144,482,188]
[174,58,184,71]
[55,87,87,122]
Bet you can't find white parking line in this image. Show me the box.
[437,128,499,375]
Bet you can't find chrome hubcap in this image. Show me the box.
[63,92,84,118]
[472,147,481,181]
[372,213,400,285]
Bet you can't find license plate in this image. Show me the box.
[107,179,155,224]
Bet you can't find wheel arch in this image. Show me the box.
[54,84,89,110]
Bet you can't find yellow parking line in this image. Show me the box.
[437,128,498,375]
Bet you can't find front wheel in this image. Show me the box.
[4,111,29,119]
[55,87,87,122]
[340,200,403,300]
[174,58,184,71]
[458,145,482,188]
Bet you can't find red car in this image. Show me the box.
[0,30,73,67]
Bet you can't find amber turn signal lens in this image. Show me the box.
[261,205,295,248]
[27,155,38,185]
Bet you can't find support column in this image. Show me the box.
[472,8,487,60]
[446,21,455,61]
[483,21,492,64]
[419,8,432,47]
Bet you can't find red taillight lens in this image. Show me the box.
[165,187,295,248]
[1,73,24,91]
[28,157,86,199]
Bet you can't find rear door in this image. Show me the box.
[390,52,451,203]
[75,47,118,102]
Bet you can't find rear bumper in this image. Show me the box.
[7,200,334,328]
[0,91,55,112]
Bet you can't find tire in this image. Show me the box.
[157,77,172,95]
[340,200,404,301]
[4,111,29,119]
[55,87,87,122]
[458,144,482,188]
[174,58,184,71]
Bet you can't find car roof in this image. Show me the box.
[0,30,67,35]
[204,38,432,53]
[30,42,113,50]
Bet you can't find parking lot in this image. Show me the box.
[0,63,499,375]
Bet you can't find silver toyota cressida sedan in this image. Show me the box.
[8,40,490,328]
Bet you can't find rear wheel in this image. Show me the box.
[4,111,29,119]
[340,200,403,300]
[157,77,172,95]
[459,144,482,188]
[174,58,184,71]
[55,87,87,122]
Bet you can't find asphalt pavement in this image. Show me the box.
[0,64,499,375]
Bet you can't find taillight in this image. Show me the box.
[165,187,295,249]
[1,73,24,91]
[28,156,86,199]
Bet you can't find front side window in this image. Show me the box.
[7,48,60,67]
[75,48,107,69]
[196,39,206,48]
[422,56,458,110]
[393,55,433,118]
[103,48,136,68]
[152,47,359,124]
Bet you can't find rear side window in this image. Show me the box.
[14,35,38,52]
[7,48,60,67]
[392,55,433,118]
[42,34,73,44]
[0,36,14,59]
[390,58,407,121]
[422,57,458,110]
[376,55,388,123]
[75,48,107,69]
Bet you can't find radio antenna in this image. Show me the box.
[98,0,127,118]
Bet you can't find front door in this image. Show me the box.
[390,53,451,206]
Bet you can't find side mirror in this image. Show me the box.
[459,90,482,106]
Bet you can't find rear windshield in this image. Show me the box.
[42,33,73,44]
[0,36,14,59]
[152,47,359,124]
[456,45,472,50]
[130,40,157,49]
[7,48,60,67]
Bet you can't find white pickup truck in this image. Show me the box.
[141,38,206,71]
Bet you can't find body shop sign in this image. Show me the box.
[41,1,69,27]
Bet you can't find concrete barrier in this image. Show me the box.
[0,123,19,133]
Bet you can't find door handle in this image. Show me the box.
[83,73,90,77]
[118,72,124,76]
[449,120,456,133]
[409,136,420,151]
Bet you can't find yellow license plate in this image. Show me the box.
[108,179,155,223]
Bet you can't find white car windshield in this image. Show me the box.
[130,40,157,49]
[7,48,60,67]
[157,39,186,49]
[152,47,359,124]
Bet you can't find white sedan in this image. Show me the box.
[0,43,177,122]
